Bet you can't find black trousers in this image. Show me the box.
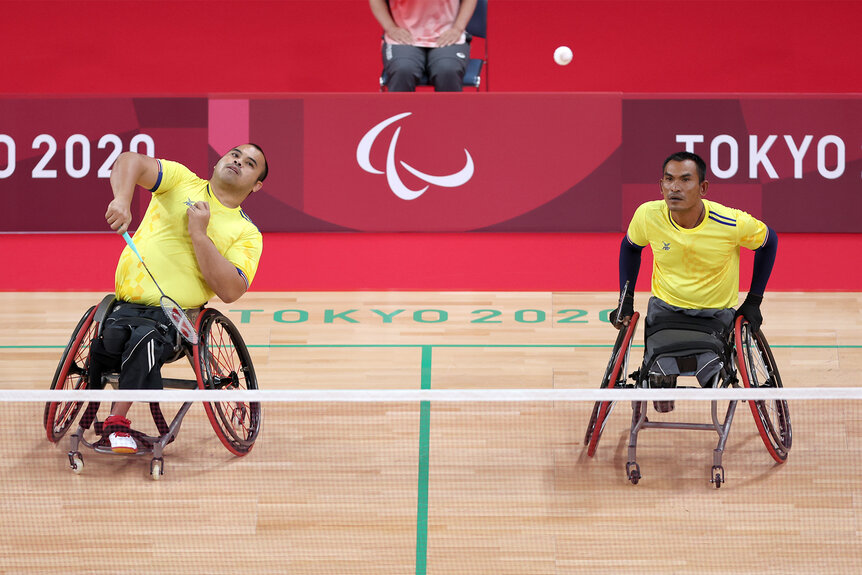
[382,43,469,92]
[89,302,178,390]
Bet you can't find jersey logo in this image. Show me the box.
[183,198,196,208]
[662,242,671,251]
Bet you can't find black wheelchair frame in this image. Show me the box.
[584,312,792,488]
[44,295,262,480]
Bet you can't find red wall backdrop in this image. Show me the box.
[3,1,860,94]
[2,0,861,292]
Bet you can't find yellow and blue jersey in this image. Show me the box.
[627,199,767,309]
[115,160,262,308]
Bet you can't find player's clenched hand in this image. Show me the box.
[105,199,132,234]
[187,201,211,237]
[609,292,634,330]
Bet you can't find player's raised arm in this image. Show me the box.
[105,152,160,235]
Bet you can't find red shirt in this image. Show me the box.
[385,0,466,47]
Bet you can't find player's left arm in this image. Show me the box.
[737,223,778,331]
[187,201,248,304]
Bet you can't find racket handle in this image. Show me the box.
[616,280,630,318]
[122,232,143,262]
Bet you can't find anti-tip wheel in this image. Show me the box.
[626,461,641,485]
[150,458,163,481]
[711,465,725,488]
[69,453,84,474]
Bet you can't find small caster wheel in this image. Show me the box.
[69,452,84,474]
[711,465,725,488]
[150,458,164,481]
[626,461,641,485]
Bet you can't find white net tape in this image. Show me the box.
[8,386,862,403]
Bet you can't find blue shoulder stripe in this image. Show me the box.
[709,210,736,224]
[708,214,737,227]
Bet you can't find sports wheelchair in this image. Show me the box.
[44,295,262,480]
[584,310,792,488]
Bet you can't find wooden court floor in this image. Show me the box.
[1,291,860,574]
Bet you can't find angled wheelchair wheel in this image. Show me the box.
[585,312,639,456]
[44,305,98,443]
[194,309,261,456]
[734,316,792,463]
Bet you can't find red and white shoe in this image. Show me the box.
[104,415,137,454]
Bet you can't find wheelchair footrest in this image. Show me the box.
[94,427,156,454]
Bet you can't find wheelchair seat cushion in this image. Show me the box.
[643,304,734,388]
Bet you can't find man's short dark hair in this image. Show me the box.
[663,151,706,183]
[248,143,268,182]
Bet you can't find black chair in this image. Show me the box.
[379,0,488,91]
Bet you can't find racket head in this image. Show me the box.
[160,295,199,345]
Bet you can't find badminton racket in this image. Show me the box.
[122,232,198,345]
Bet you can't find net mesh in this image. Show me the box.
[3,390,861,574]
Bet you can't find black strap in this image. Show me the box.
[645,312,728,339]
[108,316,169,333]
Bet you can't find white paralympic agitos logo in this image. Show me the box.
[356,112,474,200]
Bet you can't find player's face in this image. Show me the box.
[216,145,266,192]
[660,160,707,213]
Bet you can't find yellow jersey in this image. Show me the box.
[627,199,767,309]
[115,160,263,308]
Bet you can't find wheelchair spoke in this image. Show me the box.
[735,317,792,462]
[196,309,261,455]
[46,305,97,442]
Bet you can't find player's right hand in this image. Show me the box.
[105,199,132,234]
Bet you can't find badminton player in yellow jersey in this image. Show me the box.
[610,151,777,411]
[94,144,267,452]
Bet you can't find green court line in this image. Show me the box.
[416,345,432,575]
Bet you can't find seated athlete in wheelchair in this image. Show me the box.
[45,144,268,478]
[584,151,791,487]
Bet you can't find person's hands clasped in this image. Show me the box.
[187,201,211,237]
[436,27,463,47]
[105,199,132,235]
